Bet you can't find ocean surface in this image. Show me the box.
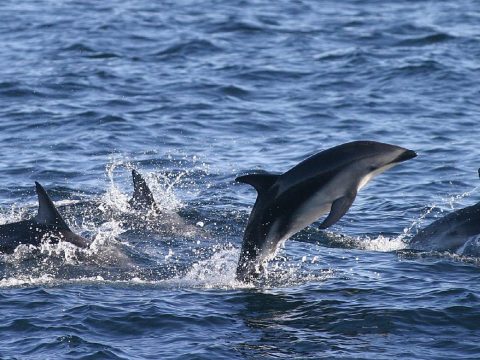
[1,0,480,359]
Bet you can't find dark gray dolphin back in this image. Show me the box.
[280,141,413,191]
[129,170,157,209]
[34,182,70,229]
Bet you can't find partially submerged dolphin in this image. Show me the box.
[125,170,201,237]
[0,182,90,254]
[410,172,480,253]
[236,140,417,282]
[409,202,480,253]
[129,169,158,212]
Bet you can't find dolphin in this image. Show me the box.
[125,170,201,237]
[235,140,417,282]
[410,170,480,253]
[0,182,90,254]
[409,202,480,252]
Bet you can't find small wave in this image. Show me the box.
[62,43,95,53]
[396,33,455,47]
[314,47,364,61]
[0,274,163,288]
[207,20,265,34]
[153,39,222,58]
[236,68,312,82]
[393,60,445,75]
[218,85,251,99]
[86,52,120,59]
[98,115,128,124]
[0,86,45,98]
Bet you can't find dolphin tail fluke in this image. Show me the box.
[129,170,157,209]
[34,182,70,230]
[319,192,356,229]
[235,172,279,194]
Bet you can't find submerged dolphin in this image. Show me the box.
[235,140,417,282]
[0,182,90,254]
[410,172,480,253]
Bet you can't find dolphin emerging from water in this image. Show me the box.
[0,182,90,254]
[235,140,417,282]
[125,170,201,236]
[409,203,480,253]
[129,169,159,212]
[410,171,480,253]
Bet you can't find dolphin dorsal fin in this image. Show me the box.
[34,182,70,230]
[236,172,280,194]
[129,170,157,209]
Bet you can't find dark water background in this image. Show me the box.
[1,0,480,359]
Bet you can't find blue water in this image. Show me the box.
[1,0,480,358]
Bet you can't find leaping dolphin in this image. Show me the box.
[235,140,417,282]
[0,182,90,254]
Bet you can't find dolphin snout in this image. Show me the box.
[394,149,417,163]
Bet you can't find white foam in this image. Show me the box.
[178,244,250,289]
[355,234,408,252]
[101,157,188,215]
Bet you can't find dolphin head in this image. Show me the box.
[352,142,417,190]
[355,141,417,168]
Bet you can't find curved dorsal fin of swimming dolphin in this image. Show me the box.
[235,140,417,282]
[129,170,157,210]
[0,182,90,254]
[35,181,70,230]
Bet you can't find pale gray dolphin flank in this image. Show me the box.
[0,182,90,254]
[235,140,417,282]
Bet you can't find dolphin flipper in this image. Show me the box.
[319,192,356,229]
[130,170,157,209]
[235,173,279,194]
[34,182,70,229]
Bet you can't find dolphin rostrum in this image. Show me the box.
[0,182,90,254]
[235,140,417,282]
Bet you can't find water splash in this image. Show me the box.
[356,234,408,252]
[402,185,480,240]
